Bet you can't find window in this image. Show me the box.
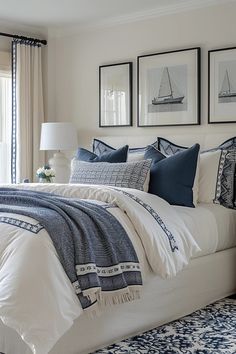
[103,89,127,125]
[0,52,11,183]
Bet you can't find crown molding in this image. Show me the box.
[48,0,236,38]
[0,19,47,38]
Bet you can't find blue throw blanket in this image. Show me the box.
[0,188,142,312]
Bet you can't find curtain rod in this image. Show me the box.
[0,31,47,45]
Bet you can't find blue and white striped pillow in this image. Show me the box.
[70,159,152,192]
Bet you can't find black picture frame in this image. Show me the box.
[137,47,201,127]
[99,62,132,127]
[208,46,236,124]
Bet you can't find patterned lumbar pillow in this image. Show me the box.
[69,159,152,192]
[93,138,159,162]
[76,145,128,163]
[144,144,200,208]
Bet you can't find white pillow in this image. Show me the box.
[198,150,222,203]
[192,153,200,206]
[127,151,146,162]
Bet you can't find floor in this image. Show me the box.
[93,298,236,354]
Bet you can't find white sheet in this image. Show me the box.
[174,203,236,257]
[0,184,199,354]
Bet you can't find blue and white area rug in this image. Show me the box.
[93,298,236,353]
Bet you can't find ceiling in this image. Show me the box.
[0,0,232,29]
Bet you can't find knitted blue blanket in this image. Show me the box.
[0,188,142,312]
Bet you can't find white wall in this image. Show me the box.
[0,20,47,52]
[48,1,236,149]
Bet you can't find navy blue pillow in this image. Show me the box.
[144,144,200,208]
[157,136,236,210]
[76,145,128,163]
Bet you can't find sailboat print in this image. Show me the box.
[152,67,185,105]
[218,69,236,99]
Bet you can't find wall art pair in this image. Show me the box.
[99,46,236,127]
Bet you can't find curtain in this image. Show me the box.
[0,51,11,183]
[12,39,45,183]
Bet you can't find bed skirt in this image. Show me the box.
[1,247,236,354]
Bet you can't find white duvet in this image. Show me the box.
[0,184,200,354]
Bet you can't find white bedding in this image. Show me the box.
[207,204,236,251]
[0,183,199,354]
[175,203,236,257]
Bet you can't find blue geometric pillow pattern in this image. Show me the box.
[158,136,236,154]
[157,137,188,156]
[157,136,236,210]
[214,149,236,209]
[144,144,200,208]
[76,145,128,163]
[93,138,159,159]
[218,137,236,209]
[219,137,236,150]
[93,139,116,155]
[70,159,152,192]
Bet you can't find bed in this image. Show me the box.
[0,133,235,354]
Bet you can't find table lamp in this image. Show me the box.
[40,122,78,183]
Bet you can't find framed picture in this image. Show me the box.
[209,47,236,124]
[137,47,200,127]
[99,62,132,127]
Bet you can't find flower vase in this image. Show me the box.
[39,177,52,183]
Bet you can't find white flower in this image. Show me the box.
[45,169,52,177]
[37,167,44,175]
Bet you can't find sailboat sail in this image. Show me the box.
[219,69,236,98]
[152,67,184,105]
[158,68,172,98]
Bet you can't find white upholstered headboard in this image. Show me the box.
[94,133,235,150]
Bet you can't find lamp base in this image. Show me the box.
[49,152,70,183]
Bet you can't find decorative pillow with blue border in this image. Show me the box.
[157,136,236,209]
[144,144,200,208]
[219,137,236,150]
[213,137,236,209]
[214,149,236,209]
[157,137,188,156]
[93,138,159,162]
[76,145,128,163]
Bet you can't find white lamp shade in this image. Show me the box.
[40,122,78,151]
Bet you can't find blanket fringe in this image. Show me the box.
[97,289,141,305]
[85,288,141,318]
